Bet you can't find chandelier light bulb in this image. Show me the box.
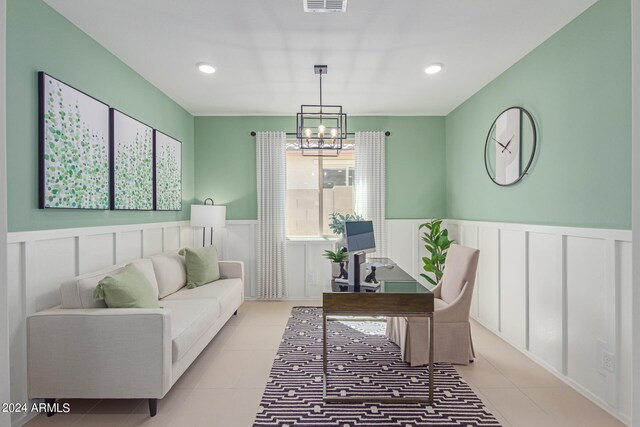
[331,128,338,138]
[305,128,312,137]
[318,124,326,136]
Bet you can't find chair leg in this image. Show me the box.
[469,323,476,362]
[45,399,56,417]
[148,399,158,417]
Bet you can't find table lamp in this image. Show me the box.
[190,198,226,247]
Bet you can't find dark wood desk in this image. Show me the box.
[322,259,435,403]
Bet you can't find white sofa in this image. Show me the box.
[26,250,244,417]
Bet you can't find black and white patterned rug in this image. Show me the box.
[253,307,500,427]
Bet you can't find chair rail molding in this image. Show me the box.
[445,218,632,425]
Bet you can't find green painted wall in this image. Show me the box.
[445,0,631,229]
[6,0,195,232]
[194,116,445,220]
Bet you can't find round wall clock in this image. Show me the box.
[484,106,537,186]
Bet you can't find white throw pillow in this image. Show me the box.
[150,250,187,298]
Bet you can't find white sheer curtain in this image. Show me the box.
[256,131,288,299]
[354,131,386,257]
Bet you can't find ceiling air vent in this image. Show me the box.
[304,0,347,13]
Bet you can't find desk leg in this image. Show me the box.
[322,313,327,398]
[429,314,434,403]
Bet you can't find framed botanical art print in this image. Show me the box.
[39,72,110,209]
[110,109,154,210]
[154,130,182,211]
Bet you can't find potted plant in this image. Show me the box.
[419,218,454,286]
[323,249,349,278]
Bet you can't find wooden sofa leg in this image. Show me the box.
[45,399,56,417]
[234,310,238,315]
[148,399,158,417]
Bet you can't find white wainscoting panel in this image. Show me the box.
[142,228,164,258]
[446,219,632,425]
[477,227,500,331]
[566,236,609,403]
[164,226,181,251]
[455,223,480,318]
[81,233,115,274]
[218,221,257,299]
[7,221,193,427]
[528,232,563,373]
[116,230,143,263]
[33,237,76,312]
[285,241,307,300]
[499,229,527,349]
[617,241,633,419]
[386,219,430,287]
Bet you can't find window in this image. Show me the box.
[286,149,355,237]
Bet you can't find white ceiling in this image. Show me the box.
[44,0,597,116]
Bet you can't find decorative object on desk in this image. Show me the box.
[338,262,348,279]
[323,249,348,278]
[110,109,154,210]
[39,72,110,209]
[484,106,537,186]
[419,218,454,286]
[154,130,182,211]
[190,198,226,247]
[364,266,378,284]
[328,212,364,249]
[296,65,347,157]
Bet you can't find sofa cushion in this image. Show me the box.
[160,299,220,362]
[162,278,243,315]
[60,259,159,309]
[150,251,187,298]
[94,263,161,308]
[179,246,220,289]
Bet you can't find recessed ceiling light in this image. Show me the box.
[424,63,443,75]
[197,63,216,74]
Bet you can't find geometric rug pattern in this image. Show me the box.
[253,307,501,426]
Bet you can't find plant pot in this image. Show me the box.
[331,262,341,278]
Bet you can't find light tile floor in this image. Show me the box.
[25,300,625,427]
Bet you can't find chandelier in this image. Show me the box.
[296,65,347,157]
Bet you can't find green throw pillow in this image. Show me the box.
[179,246,220,289]
[93,263,160,308]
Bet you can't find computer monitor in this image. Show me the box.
[344,220,376,254]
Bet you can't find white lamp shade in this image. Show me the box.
[190,204,226,228]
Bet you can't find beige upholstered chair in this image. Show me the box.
[387,244,480,366]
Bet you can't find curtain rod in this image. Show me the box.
[250,131,391,137]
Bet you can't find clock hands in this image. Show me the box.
[492,136,512,154]
[501,134,515,153]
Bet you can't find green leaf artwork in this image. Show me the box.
[113,111,153,210]
[41,75,110,209]
[155,131,182,211]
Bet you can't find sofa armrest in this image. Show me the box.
[219,261,244,282]
[28,307,172,400]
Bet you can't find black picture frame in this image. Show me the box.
[38,72,111,210]
[153,130,183,211]
[110,108,155,211]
